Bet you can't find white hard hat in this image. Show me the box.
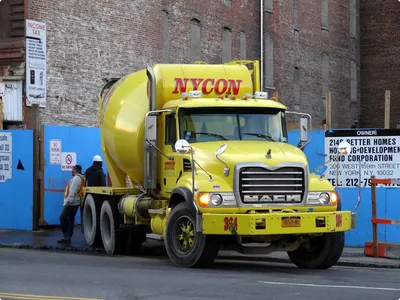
[93,155,102,162]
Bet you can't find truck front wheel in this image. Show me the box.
[287,232,344,269]
[165,202,220,268]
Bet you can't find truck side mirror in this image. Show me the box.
[300,117,308,143]
[145,115,157,142]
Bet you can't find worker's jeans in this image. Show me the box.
[59,205,79,239]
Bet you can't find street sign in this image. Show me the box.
[61,152,76,171]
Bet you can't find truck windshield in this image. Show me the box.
[179,107,288,143]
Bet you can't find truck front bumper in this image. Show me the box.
[201,211,352,235]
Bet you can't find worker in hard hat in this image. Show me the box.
[84,155,106,186]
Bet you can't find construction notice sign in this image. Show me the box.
[0,133,12,183]
[61,152,76,171]
[26,19,47,107]
[324,129,400,188]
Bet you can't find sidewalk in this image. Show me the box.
[0,226,399,269]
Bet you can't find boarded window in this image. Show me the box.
[162,10,170,63]
[294,67,300,109]
[321,0,329,29]
[264,33,274,89]
[240,31,246,59]
[222,27,232,63]
[293,0,299,29]
[190,19,201,62]
[264,0,273,12]
[321,53,330,102]
[350,0,357,38]
[350,60,357,104]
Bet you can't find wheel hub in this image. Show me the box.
[175,216,195,253]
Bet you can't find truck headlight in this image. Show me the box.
[307,192,337,205]
[318,193,330,204]
[197,193,237,207]
[211,194,223,206]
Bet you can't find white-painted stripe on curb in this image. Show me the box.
[258,281,400,292]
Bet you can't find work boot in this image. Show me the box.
[57,235,71,243]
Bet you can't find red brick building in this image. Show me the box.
[359,0,400,128]
[0,0,380,130]
[0,0,260,128]
[262,0,360,128]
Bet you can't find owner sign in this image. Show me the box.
[324,129,400,188]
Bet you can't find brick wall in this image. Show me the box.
[29,0,260,127]
[360,0,400,128]
[264,0,360,128]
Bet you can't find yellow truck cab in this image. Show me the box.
[82,60,355,269]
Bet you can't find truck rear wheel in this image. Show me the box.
[83,194,102,247]
[287,232,344,269]
[165,202,220,268]
[100,200,127,255]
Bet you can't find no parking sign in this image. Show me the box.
[61,152,77,171]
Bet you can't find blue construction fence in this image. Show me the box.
[1,125,399,248]
[42,125,108,226]
[288,129,400,247]
[0,129,33,230]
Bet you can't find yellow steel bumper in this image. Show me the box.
[201,211,352,235]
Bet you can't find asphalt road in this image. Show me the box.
[0,248,399,300]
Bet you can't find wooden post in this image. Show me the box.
[371,175,378,258]
[32,104,40,230]
[384,90,390,129]
[325,90,331,129]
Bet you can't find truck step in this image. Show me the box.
[148,209,166,215]
[146,233,164,241]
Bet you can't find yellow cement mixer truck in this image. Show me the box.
[81,60,355,269]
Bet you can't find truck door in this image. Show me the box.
[159,113,180,194]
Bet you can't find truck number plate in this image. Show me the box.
[281,216,301,227]
[224,217,238,232]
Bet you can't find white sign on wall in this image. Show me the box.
[49,140,62,165]
[0,83,5,97]
[25,19,47,107]
[0,133,12,183]
[61,152,77,171]
[324,129,400,188]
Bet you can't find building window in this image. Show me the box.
[321,52,330,103]
[222,27,232,63]
[162,10,170,63]
[240,31,246,59]
[350,0,357,38]
[321,0,329,29]
[264,32,274,90]
[293,0,299,29]
[190,19,201,62]
[264,0,273,12]
[350,60,357,104]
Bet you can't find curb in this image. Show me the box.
[0,243,106,255]
[1,243,399,269]
[217,254,400,269]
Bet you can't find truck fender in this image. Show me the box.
[168,187,196,214]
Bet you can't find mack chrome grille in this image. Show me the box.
[238,167,305,204]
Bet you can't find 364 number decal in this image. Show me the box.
[224,217,238,232]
